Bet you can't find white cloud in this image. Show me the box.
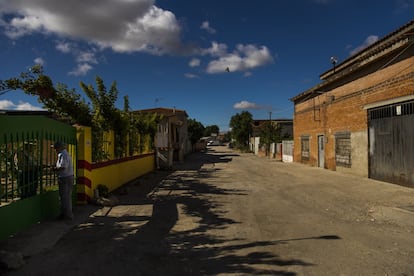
[206,44,274,74]
[200,21,216,34]
[34,57,44,65]
[55,41,98,74]
[0,99,15,109]
[203,42,228,57]
[0,1,274,75]
[184,73,199,79]
[76,51,97,64]
[349,35,379,56]
[0,100,44,110]
[69,63,93,76]
[0,0,194,55]
[233,100,261,110]
[56,41,71,53]
[15,101,45,110]
[189,58,200,67]
[3,14,43,39]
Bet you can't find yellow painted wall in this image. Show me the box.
[76,125,155,202]
[76,126,92,161]
[90,154,155,193]
[76,126,93,203]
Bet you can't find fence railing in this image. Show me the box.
[1,113,78,205]
[0,131,76,205]
[0,113,156,240]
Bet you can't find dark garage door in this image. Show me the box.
[368,100,414,188]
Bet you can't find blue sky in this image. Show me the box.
[1,0,413,131]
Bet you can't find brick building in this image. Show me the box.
[290,20,414,187]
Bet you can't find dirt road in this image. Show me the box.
[6,146,414,275]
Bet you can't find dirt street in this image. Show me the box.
[5,146,414,275]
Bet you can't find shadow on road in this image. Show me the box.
[7,150,341,275]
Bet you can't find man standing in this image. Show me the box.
[53,141,74,220]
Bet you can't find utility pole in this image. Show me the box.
[268,111,272,158]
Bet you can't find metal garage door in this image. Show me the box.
[368,100,414,188]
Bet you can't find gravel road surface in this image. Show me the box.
[5,146,414,275]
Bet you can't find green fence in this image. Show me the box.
[0,111,76,239]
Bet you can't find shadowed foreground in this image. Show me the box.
[4,147,414,275]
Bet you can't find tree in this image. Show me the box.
[223,131,232,142]
[1,66,162,160]
[188,118,205,148]
[0,65,53,98]
[0,65,92,125]
[131,111,161,153]
[259,121,282,155]
[120,96,161,155]
[203,125,219,137]
[80,76,119,131]
[229,111,253,151]
[80,76,126,161]
[46,83,92,125]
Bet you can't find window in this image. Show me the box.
[335,132,351,167]
[301,135,310,161]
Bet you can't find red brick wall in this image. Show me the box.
[293,55,414,173]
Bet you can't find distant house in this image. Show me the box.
[251,119,293,139]
[134,107,191,168]
[249,119,293,157]
[290,20,414,188]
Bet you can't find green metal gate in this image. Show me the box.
[0,111,76,240]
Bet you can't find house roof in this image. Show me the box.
[252,119,293,125]
[290,19,414,104]
[0,110,85,126]
[252,119,293,128]
[0,110,51,116]
[133,107,188,117]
